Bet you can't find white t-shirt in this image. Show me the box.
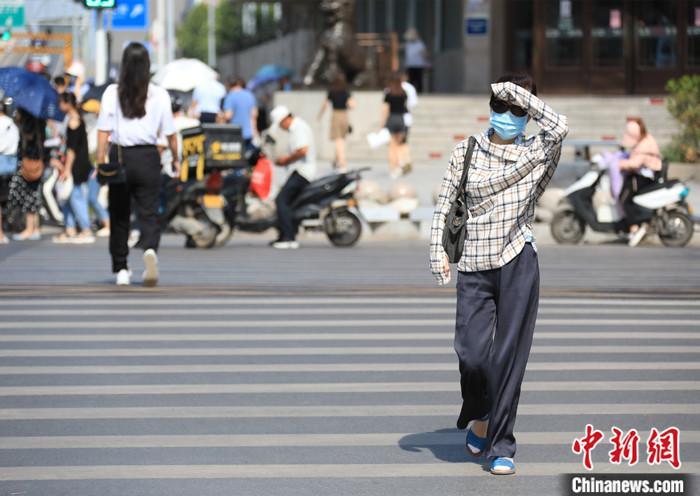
[192,79,226,115]
[401,81,418,127]
[97,84,176,146]
[287,118,316,182]
[0,115,19,156]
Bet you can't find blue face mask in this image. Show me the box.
[490,110,527,141]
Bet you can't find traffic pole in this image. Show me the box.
[95,9,107,85]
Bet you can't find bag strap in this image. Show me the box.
[113,88,123,164]
[455,136,476,198]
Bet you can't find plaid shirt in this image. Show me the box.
[429,82,568,284]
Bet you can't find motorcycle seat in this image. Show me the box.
[637,179,681,195]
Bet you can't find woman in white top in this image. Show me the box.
[97,42,178,287]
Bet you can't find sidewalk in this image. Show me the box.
[316,159,700,247]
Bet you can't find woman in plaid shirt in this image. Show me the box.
[429,74,568,475]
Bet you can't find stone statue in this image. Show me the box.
[303,0,367,86]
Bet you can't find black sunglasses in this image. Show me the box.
[490,98,527,118]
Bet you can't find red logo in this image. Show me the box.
[572,424,605,470]
[572,425,682,470]
[647,427,681,469]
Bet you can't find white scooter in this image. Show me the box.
[550,155,694,247]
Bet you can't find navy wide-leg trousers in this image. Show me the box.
[454,242,540,460]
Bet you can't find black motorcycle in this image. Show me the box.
[221,162,367,248]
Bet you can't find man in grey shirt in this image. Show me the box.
[269,105,317,249]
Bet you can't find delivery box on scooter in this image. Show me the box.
[180,124,247,181]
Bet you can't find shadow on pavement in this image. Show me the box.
[398,428,490,472]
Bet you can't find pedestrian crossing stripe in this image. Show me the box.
[0,381,696,396]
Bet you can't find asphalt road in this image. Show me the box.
[0,238,698,495]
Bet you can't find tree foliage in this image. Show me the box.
[176,2,280,62]
[664,75,700,163]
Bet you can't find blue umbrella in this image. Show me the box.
[0,67,63,121]
[248,64,293,90]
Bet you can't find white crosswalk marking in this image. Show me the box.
[0,294,695,488]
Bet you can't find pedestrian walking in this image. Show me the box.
[317,74,355,172]
[269,105,316,249]
[382,75,409,178]
[51,92,95,244]
[9,108,45,242]
[429,73,568,475]
[0,97,19,244]
[96,42,178,287]
[222,78,258,151]
[191,71,226,124]
[403,28,430,93]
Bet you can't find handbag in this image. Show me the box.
[442,136,476,263]
[20,157,44,182]
[96,144,126,185]
[96,99,127,186]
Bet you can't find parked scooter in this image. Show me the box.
[551,156,694,247]
[220,139,367,248]
[160,173,229,249]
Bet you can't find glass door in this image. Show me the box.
[588,0,627,92]
[536,0,587,91]
[632,0,683,93]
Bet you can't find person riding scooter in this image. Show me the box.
[268,105,317,249]
[618,118,662,247]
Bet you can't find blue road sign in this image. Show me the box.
[465,17,488,36]
[106,0,148,31]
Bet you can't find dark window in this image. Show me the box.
[510,0,534,70]
[544,0,584,67]
[636,0,677,68]
[591,0,624,66]
[689,0,700,66]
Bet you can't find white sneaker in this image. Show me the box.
[628,225,648,247]
[142,249,159,287]
[271,240,300,250]
[96,227,110,238]
[116,269,131,286]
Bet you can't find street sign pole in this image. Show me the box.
[95,9,107,85]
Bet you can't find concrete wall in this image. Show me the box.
[462,0,492,93]
[217,30,316,83]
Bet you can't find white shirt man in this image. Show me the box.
[192,77,226,123]
[268,105,317,248]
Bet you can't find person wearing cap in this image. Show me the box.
[618,118,662,247]
[269,105,316,249]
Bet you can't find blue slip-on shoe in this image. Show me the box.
[465,415,489,456]
[490,457,516,475]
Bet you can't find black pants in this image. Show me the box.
[407,67,424,93]
[455,243,540,460]
[275,171,309,241]
[619,174,655,227]
[200,112,218,123]
[108,145,161,273]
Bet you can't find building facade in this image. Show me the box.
[354,0,700,94]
